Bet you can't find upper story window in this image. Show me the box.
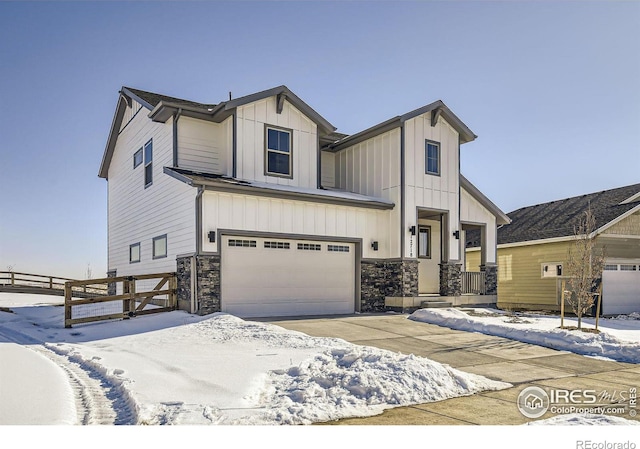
[144,139,153,187]
[133,148,143,169]
[265,125,292,178]
[425,140,440,176]
[129,242,141,263]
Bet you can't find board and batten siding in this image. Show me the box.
[334,128,402,258]
[108,105,196,278]
[404,112,460,260]
[177,116,232,175]
[201,191,391,259]
[119,99,144,133]
[461,187,497,264]
[320,151,336,188]
[235,97,318,188]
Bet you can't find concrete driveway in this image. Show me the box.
[266,314,640,425]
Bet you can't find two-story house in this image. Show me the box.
[99,85,509,317]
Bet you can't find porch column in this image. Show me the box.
[480,263,498,295]
[439,262,462,296]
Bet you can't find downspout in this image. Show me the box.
[173,108,182,167]
[400,123,406,259]
[193,185,205,313]
[457,136,461,264]
[232,111,237,178]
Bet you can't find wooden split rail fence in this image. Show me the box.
[64,272,177,328]
[0,271,108,297]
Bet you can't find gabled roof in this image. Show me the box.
[99,85,336,179]
[496,183,640,245]
[326,100,477,152]
[461,175,511,225]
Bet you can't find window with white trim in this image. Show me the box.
[541,263,563,278]
[228,239,256,248]
[328,245,350,252]
[129,243,141,263]
[297,243,321,251]
[265,126,292,177]
[620,264,637,271]
[264,241,290,249]
[152,234,167,259]
[144,139,153,187]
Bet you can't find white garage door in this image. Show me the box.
[602,262,640,315]
[221,235,356,318]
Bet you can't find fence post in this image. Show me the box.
[595,284,603,331]
[49,277,53,289]
[123,279,130,319]
[129,278,136,316]
[170,274,177,309]
[11,272,14,285]
[560,280,565,328]
[64,282,72,328]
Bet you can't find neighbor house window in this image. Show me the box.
[541,263,563,278]
[425,140,440,175]
[129,243,141,263]
[133,148,143,168]
[418,226,431,258]
[144,139,153,187]
[152,234,167,259]
[265,126,292,177]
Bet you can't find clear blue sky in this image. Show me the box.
[1,1,638,279]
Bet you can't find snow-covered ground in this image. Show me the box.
[410,307,640,363]
[0,293,509,426]
[3,291,639,447]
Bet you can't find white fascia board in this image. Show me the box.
[497,236,575,249]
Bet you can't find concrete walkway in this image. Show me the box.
[267,314,640,425]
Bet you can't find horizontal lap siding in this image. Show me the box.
[177,116,231,175]
[334,129,401,258]
[202,191,390,259]
[404,113,460,260]
[108,106,196,278]
[602,211,640,235]
[496,241,572,308]
[236,98,317,188]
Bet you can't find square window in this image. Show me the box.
[425,141,440,175]
[129,243,140,263]
[265,126,292,177]
[152,234,167,259]
[133,149,143,168]
[418,226,431,258]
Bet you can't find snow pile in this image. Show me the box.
[243,345,509,424]
[616,312,640,321]
[409,308,640,363]
[529,414,640,425]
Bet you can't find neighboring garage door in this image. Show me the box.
[221,235,356,318]
[602,261,640,315]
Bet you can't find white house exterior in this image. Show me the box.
[99,85,509,317]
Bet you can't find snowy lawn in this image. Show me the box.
[409,307,640,363]
[0,293,510,425]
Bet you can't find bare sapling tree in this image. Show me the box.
[85,263,92,280]
[564,207,605,330]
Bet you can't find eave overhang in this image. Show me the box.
[163,167,394,210]
[326,100,477,153]
[460,175,511,225]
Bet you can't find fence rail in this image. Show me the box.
[64,272,177,328]
[0,271,108,296]
[461,271,486,295]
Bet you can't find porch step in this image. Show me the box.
[420,299,453,309]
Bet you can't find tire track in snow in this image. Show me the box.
[0,326,138,425]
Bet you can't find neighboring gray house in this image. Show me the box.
[99,85,509,317]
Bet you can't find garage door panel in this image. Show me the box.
[602,266,640,315]
[221,236,355,318]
